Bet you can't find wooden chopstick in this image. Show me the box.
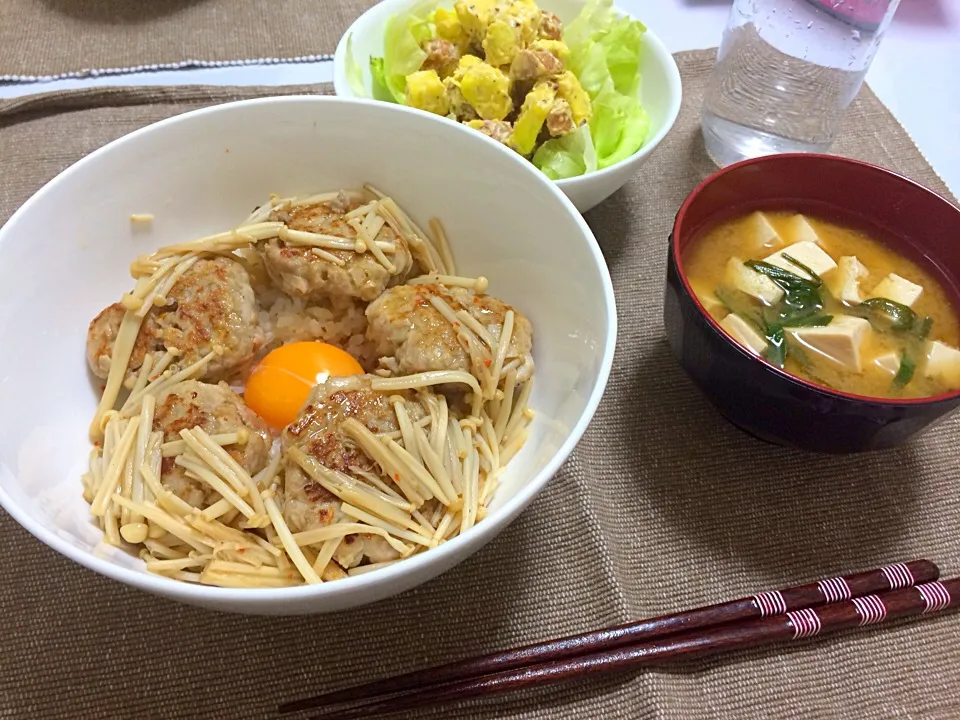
[280,560,937,715]
[308,576,958,720]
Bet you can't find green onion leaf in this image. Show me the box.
[855,297,931,337]
[745,260,817,291]
[780,253,823,286]
[747,260,824,326]
[784,314,833,328]
[764,325,786,368]
[893,351,916,387]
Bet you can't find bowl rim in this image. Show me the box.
[331,0,683,188]
[0,94,618,606]
[672,152,960,407]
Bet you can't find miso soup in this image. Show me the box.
[683,211,960,398]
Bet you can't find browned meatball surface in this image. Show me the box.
[260,194,414,302]
[153,380,271,507]
[365,284,533,380]
[86,256,264,385]
[281,374,428,568]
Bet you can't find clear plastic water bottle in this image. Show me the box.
[701,0,901,167]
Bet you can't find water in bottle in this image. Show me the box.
[701,0,900,167]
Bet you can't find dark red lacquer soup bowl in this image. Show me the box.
[663,154,960,453]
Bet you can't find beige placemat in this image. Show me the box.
[1,51,959,719]
[0,0,376,79]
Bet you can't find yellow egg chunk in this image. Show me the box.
[557,71,592,125]
[530,38,570,62]
[434,6,469,49]
[453,54,483,80]
[511,80,556,155]
[405,70,450,116]
[454,0,496,40]
[460,62,513,120]
[501,0,541,45]
[483,20,520,67]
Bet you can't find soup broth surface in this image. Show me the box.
[684,211,960,398]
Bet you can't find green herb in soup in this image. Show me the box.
[684,211,960,398]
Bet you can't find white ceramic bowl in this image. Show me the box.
[0,96,616,615]
[333,0,682,213]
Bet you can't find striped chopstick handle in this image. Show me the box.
[785,580,956,640]
[815,562,914,602]
[879,562,915,590]
[816,575,852,602]
[752,590,788,617]
[751,560,938,618]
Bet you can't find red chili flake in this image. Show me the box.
[100,385,107,392]
[454,321,461,327]
[483,358,491,367]
[237,547,245,553]
[93,440,101,447]
[393,473,399,481]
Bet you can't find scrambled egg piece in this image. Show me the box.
[557,71,592,125]
[483,20,520,66]
[401,0,587,156]
[530,38,569,62]
[511,80,556,154]
[460,60,513,120]
[434,7,469,50]
[444,76,478,120]
[500,0,542,46]
[406,70,450,116]
[454,0,497,41]
[453,53,483,79]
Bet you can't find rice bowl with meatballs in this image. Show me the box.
[82,184,535,588]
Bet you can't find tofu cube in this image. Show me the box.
[763,241,838,281]
[872,352,900,376]
[721,313,768,356]
[868,273,923,308]
[689,281,728,320]
[725,257,784,306]
[786,315,872,372]
[745,211,782,251]
[827,256,870,304]
[924,340,960,386]
[788,214,821,245]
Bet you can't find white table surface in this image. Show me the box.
[1,0,958,195]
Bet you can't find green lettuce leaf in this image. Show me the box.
[574,42,611,98]
[344,34,367,97]
[369,57,395,102]
[563,0,649,170]
[564,0,616,72]
[380,0,437,102]
[600,15,645,96]
[532,124,598,179]
[591,86,649,169]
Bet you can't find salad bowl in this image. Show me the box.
[334,0,682,212]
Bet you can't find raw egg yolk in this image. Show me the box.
[244,342,363,428]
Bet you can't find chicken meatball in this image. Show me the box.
[539,11,563,40]
[365,284,534,380]
[421,37,460,78]
[260,193,414,302]
[281,374,427,568]
[153,380,271,507]
[86,256,265,385]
